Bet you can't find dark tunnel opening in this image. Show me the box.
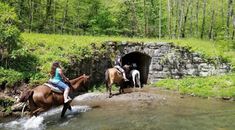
[122,52,151,85]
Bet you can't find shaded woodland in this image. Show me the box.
[1,0,235,39]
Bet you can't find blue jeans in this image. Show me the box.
[50,79,69,91]
[56,81,69,91]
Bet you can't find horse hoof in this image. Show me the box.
[109,95,112,98]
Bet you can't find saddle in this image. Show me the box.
[114,66,122,74]
[44,83,63,93]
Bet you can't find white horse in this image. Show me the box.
[130,69,141,88]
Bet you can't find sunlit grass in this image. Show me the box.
[155,73,235,98]
[22,33,235,66]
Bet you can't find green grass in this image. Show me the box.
[22,33,235,66]
[155,73,235,98]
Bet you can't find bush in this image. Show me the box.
[0,67,23,87]
[0,2,21,63]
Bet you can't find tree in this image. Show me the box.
[0,2,21,68]
[201,0,207,39]
[226,0,233,38]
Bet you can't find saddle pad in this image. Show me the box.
[44,83,63,93]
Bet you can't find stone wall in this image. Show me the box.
[66,41,231,86]
[105,41,231,84]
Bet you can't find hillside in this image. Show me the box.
[0,33,234,98]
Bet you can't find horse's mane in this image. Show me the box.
[69,74,89,91]
[70,75,86,84]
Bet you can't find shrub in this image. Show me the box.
[0,67,23,87]
[0,2,21,65]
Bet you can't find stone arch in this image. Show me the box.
[122,51,152,84]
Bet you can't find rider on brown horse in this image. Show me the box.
[114,55,129,81]
[49,62,71,103]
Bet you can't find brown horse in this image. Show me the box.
[105,67,129,98]
[19,74,90,117]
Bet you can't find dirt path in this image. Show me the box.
[71,87,170,108]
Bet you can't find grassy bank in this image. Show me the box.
[155,73,235,98]
[1,33,234,98]
[153,39,235,98]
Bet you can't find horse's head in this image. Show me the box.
[81,74,90,85]
[70,74,90,91]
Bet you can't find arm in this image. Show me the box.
[58,68,69,82]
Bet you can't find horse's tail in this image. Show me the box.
[135,71,141,88]
[19,90,34,102]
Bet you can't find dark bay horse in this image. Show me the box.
[19,74,90,117]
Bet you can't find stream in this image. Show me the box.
[0,87,235,130]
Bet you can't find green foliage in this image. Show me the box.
[0,67,23,87]
[155,73,235,98]
[0,2,21,59]
[29,72,48,87]
[2,0,234,39]
[0,98,14,113]
[9,47,38,72]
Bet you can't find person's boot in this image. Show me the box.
[64,96,71,103]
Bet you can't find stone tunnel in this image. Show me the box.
[122,51,151,84]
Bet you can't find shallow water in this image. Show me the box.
[1,88,235,130]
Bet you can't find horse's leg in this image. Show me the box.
[108,83,112,98]
[32,107,48,116]
[106,81,112,98]
[137,72,141,88]
[133,74,136,89]
[136,72,141,88]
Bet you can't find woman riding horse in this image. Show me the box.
[19,66,90,117]
[114,55,129,81]
[49,62,71,103]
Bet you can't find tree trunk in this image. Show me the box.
[131,0,138,36]
[196,0,200,37]
[181,0,191,38]
[189,0,194,37]
[144,0,148,36]
[172,0,177,38]
[209,0,216,39]
[61,0,69,34]
[53,0,56,33]
[28,0,34,33]
[167,0,172,38]
[159,0,162,39]
[201,0,207,39]
[45,0,52,32]
[232,14,235,40]
[226,0,233,38]
[178,0,184,39]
